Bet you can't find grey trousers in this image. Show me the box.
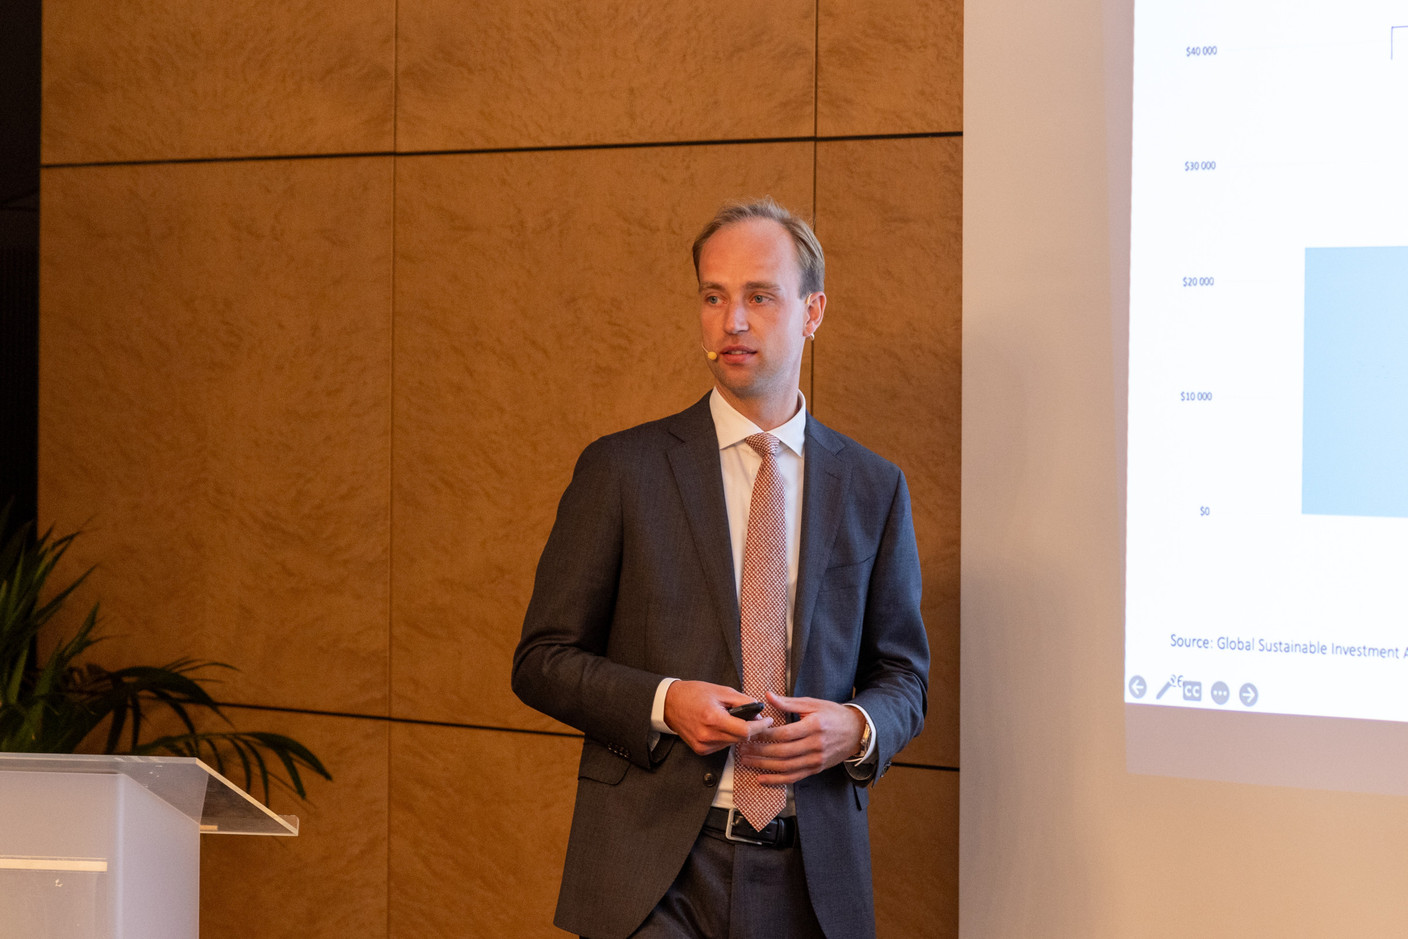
[623,826,826,939]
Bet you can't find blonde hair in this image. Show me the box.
[691,197,824,297]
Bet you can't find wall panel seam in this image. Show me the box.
[39,132,966,171]
[217,703,959,770]
[388,0,399,917]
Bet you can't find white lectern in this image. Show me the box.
[0,753,298,939]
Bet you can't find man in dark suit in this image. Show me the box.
[512,198,929,938]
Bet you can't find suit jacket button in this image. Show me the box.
[703,772,717,786]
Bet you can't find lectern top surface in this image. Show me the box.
[0,753,298,836]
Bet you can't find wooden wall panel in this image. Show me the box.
[389,144,814,728]
[38,0,963,930]
[871,767,959,937]
[396,0,815,151]
[42,0,395,164]
[818,0,964,137]
[200,711,390,939]
[39,158,394,714]
[388,724,578,938]
[813,137,963,766]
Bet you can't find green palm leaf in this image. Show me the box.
[0,506,332,803]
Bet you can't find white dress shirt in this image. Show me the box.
[649,389,875,812]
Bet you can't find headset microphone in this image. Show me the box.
[701,345,718,361]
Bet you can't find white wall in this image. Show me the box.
[961,0,1408,934]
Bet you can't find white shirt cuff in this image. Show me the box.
[651,677,679,736]
[843,702,877,764]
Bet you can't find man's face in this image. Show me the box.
[697,218,824,424]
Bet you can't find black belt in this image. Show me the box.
[704,806,797,849]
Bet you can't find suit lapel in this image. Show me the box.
[665,396,744,683]
[792,417,850,692]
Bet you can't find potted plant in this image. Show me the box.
[0,509,330,803]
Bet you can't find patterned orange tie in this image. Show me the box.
[734,432,788,829]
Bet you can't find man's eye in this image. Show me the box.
[751,294,770,304]
[703,295,721,305]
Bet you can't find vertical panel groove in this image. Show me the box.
[811,0,821,413]
[389,6,399,934]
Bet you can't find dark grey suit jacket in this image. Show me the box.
[511,393,929,939]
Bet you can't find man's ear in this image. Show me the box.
[804,291,827,338]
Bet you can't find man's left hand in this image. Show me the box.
[735,691,867,785]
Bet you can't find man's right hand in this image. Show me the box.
[664,680,773,755]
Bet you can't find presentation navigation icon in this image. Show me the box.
[1129,675,1147,699]
[1240,683,1259,707]
[1210,681,1230,705]
[1182,681,1202,702]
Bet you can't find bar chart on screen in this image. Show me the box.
[1125,0,1408,725]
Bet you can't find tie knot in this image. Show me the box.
[745,433,781,459]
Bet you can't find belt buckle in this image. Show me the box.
[724,808,772,846]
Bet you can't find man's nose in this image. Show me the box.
[724,298,749,333]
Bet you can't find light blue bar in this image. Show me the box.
[1303,246,1408,517]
